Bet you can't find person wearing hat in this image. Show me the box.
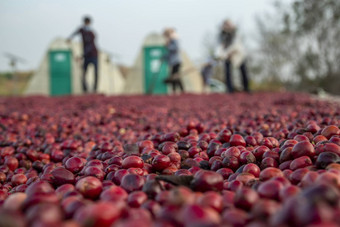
[68,16,99,93]
[215,20,250,93]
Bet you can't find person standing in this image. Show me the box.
[68,16,98,93]
[215,20,250,93]
[163,28,184,94]
[201,57,216,93]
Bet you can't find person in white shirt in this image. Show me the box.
[215,20,250,93]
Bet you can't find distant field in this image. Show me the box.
[0,70,285,96]
[0,72,33,96]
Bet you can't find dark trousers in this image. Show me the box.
[225,60,249,93]
[83,57,98,93]
[170,63,184,93]
[172,79,184,92]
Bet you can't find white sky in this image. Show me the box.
[0,0,284,71]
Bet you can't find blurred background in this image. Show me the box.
[0,0,339,96]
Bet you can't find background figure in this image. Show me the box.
[201,58,215,93]
[163,28,184,94]
[215,20,249,93]
[68,16,98,93]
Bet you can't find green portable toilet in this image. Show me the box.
[25,38,126,96]
[49,50,72,96]
[124,33,203,95]
[143,46,168,94]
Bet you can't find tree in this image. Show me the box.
[253,0,340,94]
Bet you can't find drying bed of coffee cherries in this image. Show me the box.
[0,92,339,227]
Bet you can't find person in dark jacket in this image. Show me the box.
[163,28,184,94]
[68,16,98,93]
[201,58,216,93]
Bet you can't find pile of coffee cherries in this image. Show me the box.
[0,92,339,227]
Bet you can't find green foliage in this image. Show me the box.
[252,0,340,95]
[0,72,13,80]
